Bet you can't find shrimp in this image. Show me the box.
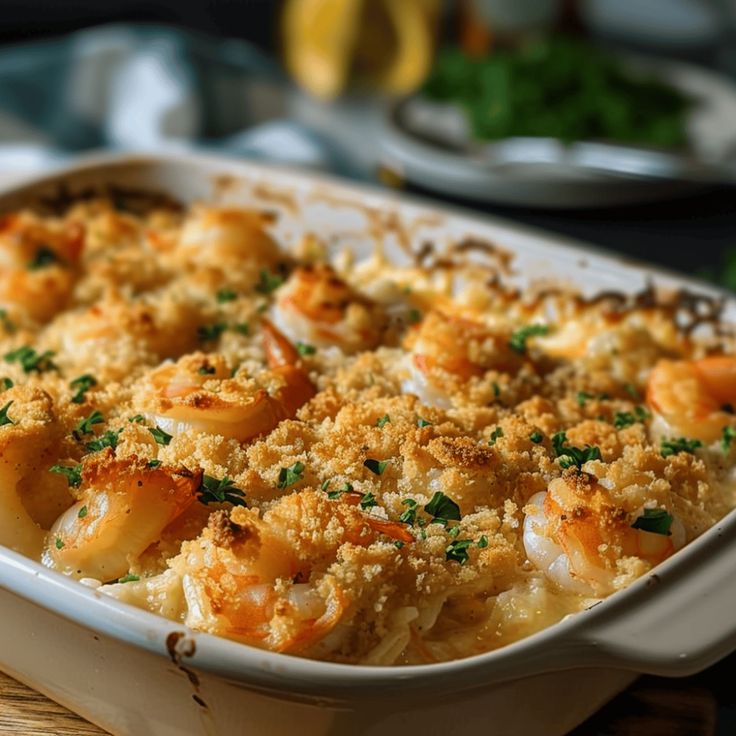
[270,264,384,353]
[647,356,736,445]
[0,211,84,323]
[524,472,685,596]
[170,490,410,653]
[176,206,282,287]
[43,452,201,581]
[401,310,521,408]
[0,387,62,557]
[139,320,315,442]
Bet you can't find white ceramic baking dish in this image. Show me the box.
[1,153,735,736]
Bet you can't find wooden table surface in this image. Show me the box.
[3,654,734,736]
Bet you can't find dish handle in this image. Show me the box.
[578,519,736,677]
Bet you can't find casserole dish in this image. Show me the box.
[0,152,735,736]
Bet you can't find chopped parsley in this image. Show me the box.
[576,391,594,407]
[407,308,422,325]
[424,491,461,522]
[73,410,104,440]
[327,481,353,500]
[118,574,140,584]
[393,540,405,549]
[363,458,389,475]
[197,365,216,375]
[70,374,97,404]
[129,414,145,424]
[50,463,83,488]
[216,287,237,304]
[197,322,227,342]
[623,383,641,400]
[661,437,702,458]
[722,426,736,453]
[296,341,316,356]
[78,505,88,519]
[360,492,377,510]
[233,322,250,336]
[0,309,15,334]
[55,537,64,550]
[551,431,602,469]
[85,428,122,452]
[445,538,473,564]
[27,246,60,270]
[277,461,305,489]
[509,324,550,354]
[0,400,13,427]
[399,498,418,525]
[488,426,504,445]
[613,407,650,429]
[492,382,501,398]
[529,430,543,444]
[4,345,56,373]
[478,535,489,548]
[631,508,673,536]
[376,414,391,428]
[149,425,173,446]
[416,417,432,428]
[1,377,13,390]
[255,269,284,295]
[198,475,247,507]
[147,459,162,468]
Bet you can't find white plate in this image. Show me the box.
[380,56,736,207]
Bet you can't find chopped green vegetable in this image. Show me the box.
[661,437,702,458]
[149,426,173,446]
[552,431,602,469]
[147,459,162,468]
[55,537,64,550]
[4,345,56,373]
[399,498,418,525]
[197,322,227,342]
[28,246,60,270]
[407,308,422,324]
[1,377,13,390]
[488,426,504,446]
[50,463,83,488]
[129,414,145,424]
[118,574,140,584]
[85,428,122,452]
[477,535,489,548]
[393,540,405,549]
[509,324,550,354]
[0,400,13,427]
[70,374,97,404]
[376,414,391,428]
[216,288,237,304]
[631,508,673,536]
[327,481,353,500]
[278,461,305,489]
[198,365,216,375]
[256,269,284,295]
[198,475,246,506]
[296,342,316,356]
[363,458,389,476]
[73,410,104,440]
[529,430,543,444]
[492,382,501,398]
[233,322,250,336]
[78,505,88,518]
[416,417,432,428]
[445,538,473,565]
[360,492,377,510]
[0,309,15,334]
[424,491,461,522]
[722,426,736,452]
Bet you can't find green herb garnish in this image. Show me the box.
[198,475,246,507]
[477,535,489,548]
[424,491,461,522]
[1,377,13,390]
[296,342,316,356]
[529,430,543,444]
[360,492,377,510]
[661,437,702,458]
[722,426,736,453]
[197,322,227,342]
[551,431,602,469]
[4,345,56,373]
[407,308,422,325]
[216,288,237,304]
[509,324,550,354]
[85,428,122,452]
[118,574,140,584]
[488,426,504,446]
[0,400,13,427]
[445,538,473,565]
[376,414,391,428]
[416,417,432,428]
[147,459,162,468]
[70,374,97,404]
[149,426,173,446]
[50,463,83,488]
[78,505,88,519]
[399,498,418,525]
[73,409,104,440]
[55,537,64,550]
[256,269,284,295]
[631,508,674,536]
[363,458,389,475]
[197,365,216,375]
[277,461,305,489]
[28,246,60,270]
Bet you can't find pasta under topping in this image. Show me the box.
[0,197,734,665]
